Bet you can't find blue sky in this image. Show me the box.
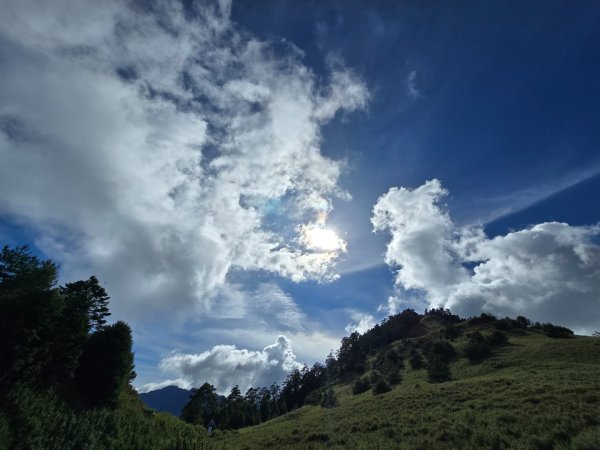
[1,0,600,393]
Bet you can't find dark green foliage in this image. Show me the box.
[424,340,456,363]
[336,332,364,374]
[424,340,454,383]
[60,276,110,333]
[387,368,402,385]
[75,321,135,408]
[180,382,220,427]
[372,377,391,395]
[468,312,497,325]
[352,376,371,395]
[464,331,493,362]
[426,355,451,383]
[542,323,574,338]
[425,307,463,323]
[409,349,424,370]
[515,316,532,328]
[444,323,461,340]
[0,245,63,390]
[488,330,509,346]
[320,383,337,408]
[465,331,510,363]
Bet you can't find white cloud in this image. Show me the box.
[373,179,600,333]
[345,311,376,334]
[0,0,369,319]
[136,378,192,394]
[156,335,302,394]
[207,282,306,331]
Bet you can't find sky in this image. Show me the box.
[1,0,600,394]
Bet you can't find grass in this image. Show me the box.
[210,329,600,449]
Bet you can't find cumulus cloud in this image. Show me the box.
[150,335,302,394]
[345,311,376,334]
[0,0,368,318]
[372,179,600,333]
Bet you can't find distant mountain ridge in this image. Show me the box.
[138,385,195,417]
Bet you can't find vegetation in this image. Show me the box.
[0,246,214,449]
[2,244,599,449]
[208,317,600,449]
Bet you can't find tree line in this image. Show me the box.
[0,245,135,409]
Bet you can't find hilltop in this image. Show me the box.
[204,312,600,449]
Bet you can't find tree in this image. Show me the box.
[515,316,532,328]
[320,382,337,408]
[424,340,454,383]
[222,385,245,429]
[427,355,451,383]
[464,331,492,362]
[74,321,135,408]
[181,382,220,426]
[0,245,63,389]
[60,276,110,333]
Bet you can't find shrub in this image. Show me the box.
[468,313,497,326]
[424,340,456,363]
[542,323,574,339]
[444,324,461,340]
[409,350,424,370]
[352,376,371,395]
[464,331,492,362]
[304,390,321,405]
[320,383,337,408]
[515,316,531,328]
[488,330,509,346]
[372,377,392,395]
[427,355,451,383]
[387,368,402,385]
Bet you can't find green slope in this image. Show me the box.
[211,327,600,449]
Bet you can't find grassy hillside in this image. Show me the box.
[211,323,600,449]
[0,384,220,450]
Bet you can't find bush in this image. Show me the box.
[372,377,392,395]
[515,316,531,328]
[464,331,492,362]
[304,390,321,405]
[427,355,451,383]
[444,324,461,340]
[387,368,402,385]
[488,330,509,346]
[542,323,574,339]
[409,350,424,370]
[320,383,337,408]
[352,376,371,395]
[424,340,456,363]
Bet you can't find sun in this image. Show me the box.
[300,225,347,253]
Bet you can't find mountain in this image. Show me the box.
[138,385,195,417]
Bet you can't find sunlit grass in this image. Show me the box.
[212,330,600,449]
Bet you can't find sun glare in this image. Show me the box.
[301,226,346,252]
